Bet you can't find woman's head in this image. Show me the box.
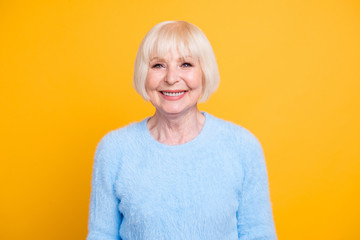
[133,21,219,102]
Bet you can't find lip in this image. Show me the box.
[159,89,187,93]
[159,90,188,101]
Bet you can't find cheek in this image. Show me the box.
[188,71,203,89]
[145,73,157,91]
[144,77,151,94]
[145,81,156,99]
[145,70,165,90]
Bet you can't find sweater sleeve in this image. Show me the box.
[87,133,122,240]
[237,132,277,240]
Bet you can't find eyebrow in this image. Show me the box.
[149,57,163,61]
[150,56,194,62]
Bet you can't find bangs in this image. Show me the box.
[145,22,201,61]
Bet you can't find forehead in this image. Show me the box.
[147,34,200,61]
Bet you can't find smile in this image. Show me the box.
[159,90,188,101]
[160,91,187,97]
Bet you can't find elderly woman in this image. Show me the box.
[87,21,277,240]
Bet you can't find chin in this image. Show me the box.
[161,109,186,115]
[159,105,198,116]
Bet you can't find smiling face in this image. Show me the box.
[145,50,203,116]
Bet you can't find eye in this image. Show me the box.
[182,62,193,67]
[151,63,164,68]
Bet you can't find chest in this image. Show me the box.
[115,147,243,223]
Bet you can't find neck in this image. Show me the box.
[147,107,205,145]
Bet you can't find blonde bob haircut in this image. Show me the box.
[133,21,219,102]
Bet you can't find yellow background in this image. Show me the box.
[1,0,359,239]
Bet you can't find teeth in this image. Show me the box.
[162,91,185,97]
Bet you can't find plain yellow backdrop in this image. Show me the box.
[1,0,359,239]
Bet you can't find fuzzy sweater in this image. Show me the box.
[87,112,277,240]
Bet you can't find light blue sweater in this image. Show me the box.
[87,112,277,240]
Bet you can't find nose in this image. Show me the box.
[165,65,179,85]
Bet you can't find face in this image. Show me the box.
[145,50,203,116]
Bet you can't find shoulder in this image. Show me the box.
[97,119,146,148]
[206,113,267,179]
[93,119,147,165]
[205,112,262,152]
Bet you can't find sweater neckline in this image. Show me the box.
[140,111,212,151]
